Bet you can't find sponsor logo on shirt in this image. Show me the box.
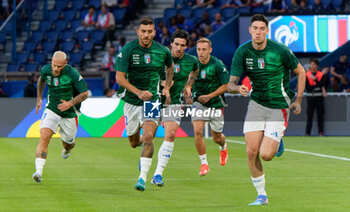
[201,70,206,79]
[144,54,151,64]
[258,58,265,69]
[174,64,180,73]
[79,75,83,81]
[117,52,122,58]
[132,54,140,64]
[47,76,51,85]
[246,58,253,70]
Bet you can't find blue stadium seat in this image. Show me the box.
[154,17,165,27]
[31,31,44,44]
[91,29,104,45]
[113,8,127,25]
[322,0,332,7]
[34,52,47,65]
[221,7,236,21]
[61,41,76,52]
[0,32,5,47]
[178,8,192,19]
[48,10,60,23]
[23,41,37,53]
[78,8,89,19]
[63,9,76,21]
[81,41,94,52]
[285,0,292,7]
[332,0,343,11]
[76,30,90,43]
[164,8,177,19]
[54,0,67,11]
[39,21,51,32]
[69,51,84,66]
[46,31,59,42]
[207,7,220,20]
[70,19,82,30]
[72,0,85,10]
[251,6,266,14]
[193,7,206,19]
[24,63,38,72]
[7,64,20,72]
[54,20,68,32]
[16,52,29,65]
[61,30,74,42]
[89,0,101,9]
[43,41,57,53]
[236,6,251,14]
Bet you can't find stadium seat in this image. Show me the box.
[322,0,332,7]
[332,0,343,11]
[69,51,84,66]
[76,30,90,43]
[91,29,104,46]
[31,31,44,44]
[38,21,52,32]
[46,31,59,42]
[207,7,220,20]
[54,20,68,32]
[236,6,251,14]
[81,41,94,52]
[43,41,57,53]
[63,9,76,21]
[164,8,177,19]
[23,41,37,53]
[61,40,76,52]
[7,63,20,72]
[0,32,5,48]
[70,19,82,30]
[24,63,38,72]
[34,52,47,65]
[154,17,165,27]
[251,6,266,14]
[48,10,60,23]
[54,0,67,11]
[72,0,85,10]
[178,8,192,19]
[16,52,29,65]
[193,7,206,19]
[89,0,101,9]
[113,8,127,25]
[221,7,236,21]
[285,0,292,7]
[61,30,74,42]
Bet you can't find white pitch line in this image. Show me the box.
[225,139,350,162]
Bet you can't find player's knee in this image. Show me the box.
[130,142,138,148]
[246,148,259,160]
[260,152,274,161]
[194,130,203,138]
[212,135,221,143]
[142,131,153,142]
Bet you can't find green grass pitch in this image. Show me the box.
[0,136,349,211]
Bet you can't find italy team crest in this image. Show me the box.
[201,70,206,78]
[174,64,180,73]
[144,54,151,64]
[53,78,59,86]
[258,58,265,69]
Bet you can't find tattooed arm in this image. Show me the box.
[58,91,89,112]
[227,76,249,96]
[162,63,175,105]
[183,69,199,98]
[36,76,46,114]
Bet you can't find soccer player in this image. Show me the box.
[228,14,306,206]
[115,16,174,191]
[32,51,89,183]
[189,38,230,176]
[151,30,198,186]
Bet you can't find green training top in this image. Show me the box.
[193,56,229,108]
[160,53,198,105]
[115,39,173,106]
[40,64,88,118]
[230,39,299,109]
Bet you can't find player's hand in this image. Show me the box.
[160,80,174,87]
[289,101,301,115]
[58,99,73,112]
[185,97,193,105]
[239,85,249,97]
[198,95,211,104]
[36,98,42,114]
[183,86,192,98]
[162,87,171,105]
[138,90,153,101]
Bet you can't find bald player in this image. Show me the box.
[32,51,89,183]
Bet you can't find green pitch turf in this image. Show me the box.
[0,136,349,211]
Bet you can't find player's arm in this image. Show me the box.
[227,76,249,96]
[58,91,89,112]
[183,69,199,98]
[162,62,174,105]
[290,63,306,115]
[198,83,228,104]
[115,71,152,100]
[36,76,46,114]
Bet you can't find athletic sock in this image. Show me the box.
[154,141,174,176]
[199,154,208,165]
[219,142,226,151]
[251,174,267,196]
[139,157,152,182]
[35,158,46,175]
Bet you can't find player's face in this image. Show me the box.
[137,24,155,48]
[51,57,67,77]
[196,42,212,64]
[249,21,269,45]
[171,38,187,59]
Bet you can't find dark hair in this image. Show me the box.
[310,58,319,65]
[139,16,154,26]
[251,14,269,27]
[170,29,189,45]
[88,5,95,10]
